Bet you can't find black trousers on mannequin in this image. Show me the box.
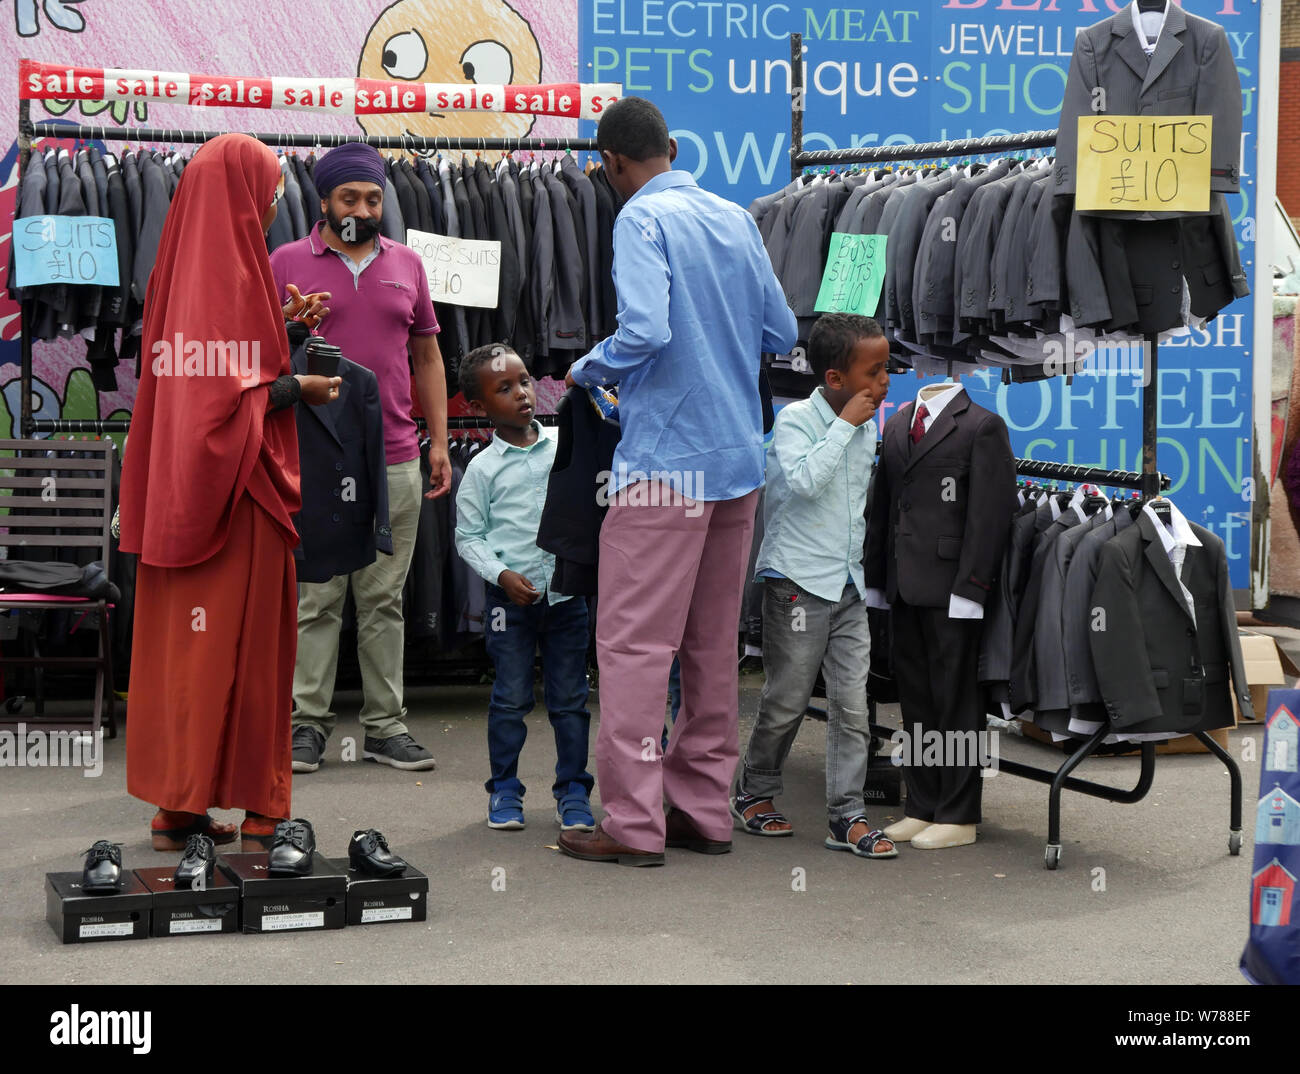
[891,599,984,825]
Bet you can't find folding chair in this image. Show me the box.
[0,438,117,741]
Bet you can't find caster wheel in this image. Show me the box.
[1228,831,1242,856]
[4,696,24,714]
[1044,845,1062,870]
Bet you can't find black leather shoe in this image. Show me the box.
[82,840,122,893]
[174,834,216,888]
[267,818,316,877]
[348,828,407,877]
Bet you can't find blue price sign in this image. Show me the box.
[14,215,120,287]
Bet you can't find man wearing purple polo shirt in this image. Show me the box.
[270,143,451,775]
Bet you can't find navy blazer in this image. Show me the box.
[291,344,394,584]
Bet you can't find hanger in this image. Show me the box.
[1148,494,1173,525]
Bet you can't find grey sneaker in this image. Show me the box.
[291,725,326,773]
[363,733,436,771]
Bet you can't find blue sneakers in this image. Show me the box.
[488,791,525,830]
[555,786,595,832]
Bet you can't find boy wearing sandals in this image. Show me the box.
[732,313,897,860]
[454,344,596,834]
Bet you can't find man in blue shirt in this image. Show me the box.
[559,97,798,866]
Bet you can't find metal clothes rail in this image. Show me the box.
[785,31,1240,869]
[14,97,597,439]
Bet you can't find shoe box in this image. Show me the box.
[863,754,903,807]
[134,866,240,938]
[218,852,347,934]
[46,871,152,944]
[327,859,428,926]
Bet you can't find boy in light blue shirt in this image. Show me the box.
[454,344,594,834]
[733,314,898,859]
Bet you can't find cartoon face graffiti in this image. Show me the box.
[356,0,542,145]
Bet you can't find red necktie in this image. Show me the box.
[910,403,930,445]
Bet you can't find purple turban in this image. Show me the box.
[313,143,387,196]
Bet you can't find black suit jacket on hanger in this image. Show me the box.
[865,390,1017,609]
[1089,511,1252,733]
[290,344,393,584]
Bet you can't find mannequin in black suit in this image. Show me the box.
[865,382,1017,848]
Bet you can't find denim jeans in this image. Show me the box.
[662,656,682,750]
[482,585,593,799]
[738,579,872,823]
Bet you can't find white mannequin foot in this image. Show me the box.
[883,817,933,842]
[911,823,977,849]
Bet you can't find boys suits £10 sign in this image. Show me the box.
[406,229,501,309]
[814,232,887,318]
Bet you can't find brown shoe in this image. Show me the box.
[665,807,732,854]
[557,823,665,867]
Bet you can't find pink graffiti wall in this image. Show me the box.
[1,0,580,437]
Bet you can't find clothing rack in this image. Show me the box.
[24,117,599,154]
[787,32,1240,868]
[1013,458,1170,492]
[431,416,558,431]
[13,97,599,438]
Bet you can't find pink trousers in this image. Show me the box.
[594,485,759,851]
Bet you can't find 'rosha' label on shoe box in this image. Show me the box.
[217,853,346,934]
[134,867,239,938]
[328,858,429,927]
[45,872,152,945]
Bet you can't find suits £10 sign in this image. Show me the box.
[1075,115,1213,214]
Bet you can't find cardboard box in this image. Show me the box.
[327,859,429,926]
[45,871,151,944]
[218,852,346,934]
[1234,631,1294,723]
[1019,719,1229,757]
[135,866,240,938]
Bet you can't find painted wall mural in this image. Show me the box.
[0,0,580,440]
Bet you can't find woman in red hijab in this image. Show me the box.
[119,133,338,850]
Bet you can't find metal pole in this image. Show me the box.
[17,99,33,438]
[27,123,598,153]
[790,32,803,182]
[1141,335,1160,498]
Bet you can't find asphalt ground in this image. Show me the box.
[0,665,1269,985]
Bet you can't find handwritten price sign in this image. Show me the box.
[13,216,119,287]
[1076,115,1212,213]
[406,229,501,309]
[814,232,887,317]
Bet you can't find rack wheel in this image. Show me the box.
[4,696,24,714]
[1228,831,1242,856]
[1044,845,1061,870]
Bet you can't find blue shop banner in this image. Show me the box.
[579,0,1264,588]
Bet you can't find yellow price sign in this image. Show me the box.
[1075,115,1212,213]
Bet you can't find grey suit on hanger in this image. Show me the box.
[1062,508,1134,714]
[915,160,1013,343]
[133,153,171,304]
[560,155,600,338]
[542,167,586,350]
[1054,3,1243,215]
[282,159,307,241]
[1090,512,1252,733]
